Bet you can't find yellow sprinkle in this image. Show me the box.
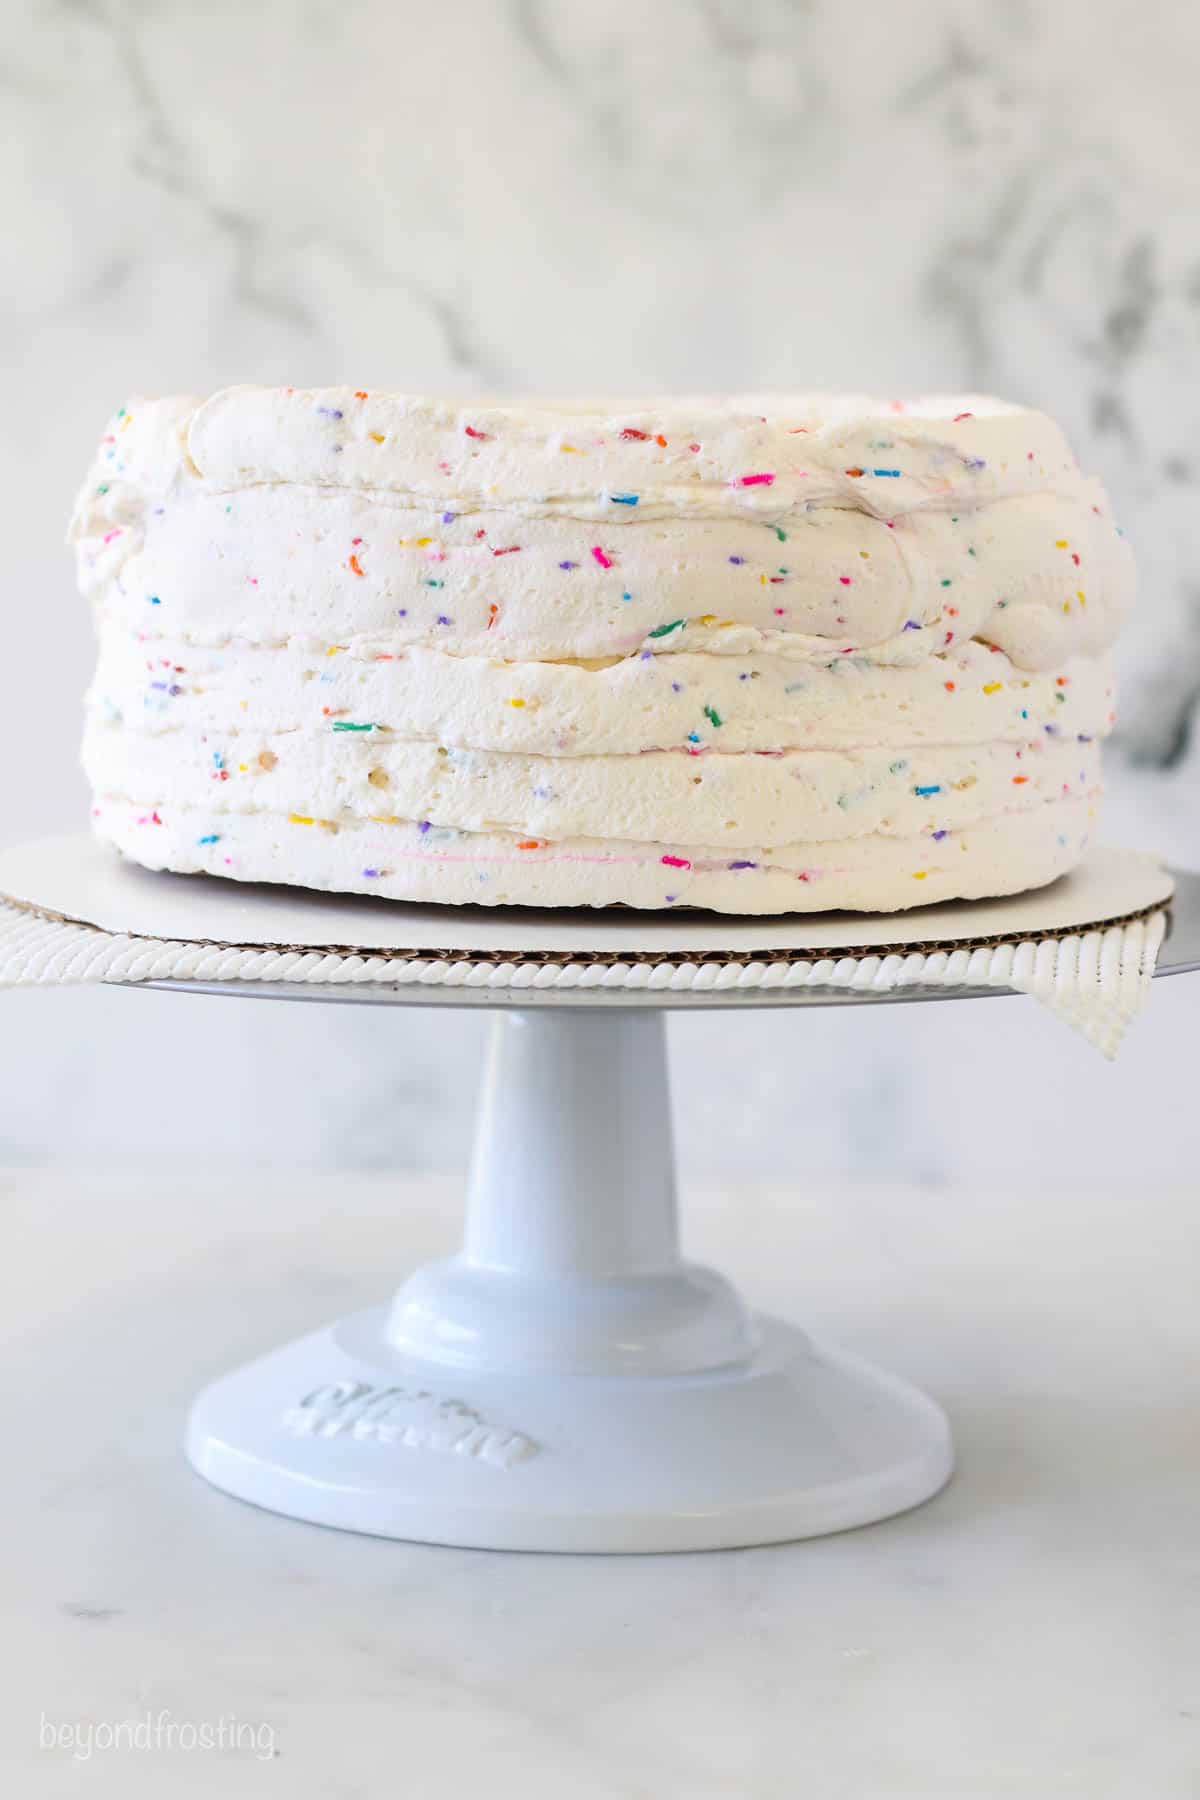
[416,537,432,546]
[327,644,346,656]
[318,820,339,834]
[699,613,718,626]
[369,814,397,824]
[237,762,248,772]
[1062,601,1071,613]
[1076,589,1085,601]
[289,813,314,826]
[912,870,928,880]
[760,573,768,585]
[859,550,870,559]
[561,443,580,453]
[1055,539,1068,548]
[509,698,526,708]
[982,681,1003,694]
[369,432,385,444]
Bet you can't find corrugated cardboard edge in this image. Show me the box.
[0,888,1172,969]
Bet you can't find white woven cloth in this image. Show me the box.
[0,898,1165,1058]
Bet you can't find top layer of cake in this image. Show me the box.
[72,388,1131,670]
[73,389,1132,914]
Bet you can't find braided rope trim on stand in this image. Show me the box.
[0,899,1166,1056]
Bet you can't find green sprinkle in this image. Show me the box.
[424,578,444,587]
[332,721,376,732]
[774,527,788,542]
[1055,691,1066,703]
[648,618,685,639]
[940,578,952,587]
[96,483,109,495]
[703,705,723,729]
[967,546,977,557]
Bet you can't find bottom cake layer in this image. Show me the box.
[90,792,1097,915]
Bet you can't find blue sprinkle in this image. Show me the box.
[397,608,408,617]
[729,860,758,870]
[687,731,700,743]
[913,784,941,797]
[622,591,632,601]
[316,406,344,419]
[965,456,987,471]
[417,820,431,835]
[197,833,220,845]
[872,468,901,478]
[148,595,161,605]
[903,619,920,630]
[442,511,456,524]
[931,829,949,841]
[150,681,168,691]
[1077,733,1093,742]
[610,492,639,506]
[729,555,745,565]
[671,682,683,693]
[169,684,183,696]
[559,560,578,571]
[362,868,380,878]
[436,614,451,625]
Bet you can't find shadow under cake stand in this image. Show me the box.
[1,835,1192,1553]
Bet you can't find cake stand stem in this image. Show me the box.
[186,1005,954,1551]
[387,1011,756,1377]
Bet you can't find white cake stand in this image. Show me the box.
[1,836,1193,1553]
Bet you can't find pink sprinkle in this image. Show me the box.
[661,854,691,870]
[839,575,851,585]
[591,546,614,569]
[739,472,775,487]
[464,425,490,440]
[102,528,123,545]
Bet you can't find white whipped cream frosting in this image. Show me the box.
[74,387,1132,914]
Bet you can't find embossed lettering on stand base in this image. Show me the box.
[283,1380,539,1469]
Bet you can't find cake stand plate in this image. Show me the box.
[1,837,1191,1552]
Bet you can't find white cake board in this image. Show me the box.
[0,835,1189,1552]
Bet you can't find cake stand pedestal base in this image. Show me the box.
[186,1010,953,1551]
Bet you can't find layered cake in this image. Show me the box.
[73,389,1132,914]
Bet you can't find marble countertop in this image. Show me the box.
[2,1161,1197,1797]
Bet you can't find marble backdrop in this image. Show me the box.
[2,0,1197,1181]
